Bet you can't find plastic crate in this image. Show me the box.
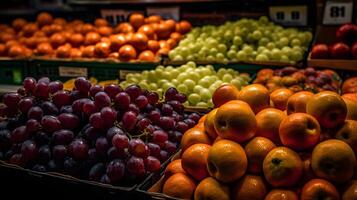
[0,58,28,85]
[29,58,158,82]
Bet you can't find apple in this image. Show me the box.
[352,42,357,59]
[329,42,350,59]
[336,23,357,44]
[310,44,329,59]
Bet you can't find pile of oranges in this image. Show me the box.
[160,83,357,200]
[0,12,191,61]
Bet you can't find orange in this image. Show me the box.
[256,108,286,145]
[263,147,303,187]
[335,120,357,154]
[301,179,339,200]
[279,113,321,151]
[287,91,314,115]
[214,100,257,143]
[164,159,185,178]
[162,173,196,199]
[180,127,211,152]
[232,175,267,200]
[306,91,347,129]
[311,139,356,183]
[212,84,239,108]
[194,177,230,200]
[342,180,357,200]
[342,93,357,120]
[265,189,299,200]
[244,136,276,174]
[204,108,218,140]
[342,77,357,94]
[270,88,294,111]
[238,84,270,114]
[181,143,211,181]
[254,68,274,84]
[207,139,247,183]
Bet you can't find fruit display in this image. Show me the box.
[253,66,342,93]
[311,24,357,59]
[342,76,357,94]
[0,12,191,61]
[168,16,312,64]
[120,61,251,107]
[0,76,200,186]
[156,83,357,199]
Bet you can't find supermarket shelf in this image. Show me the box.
[68,0,240,5]
[0,85,18,95]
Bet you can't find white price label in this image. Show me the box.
[323,1,353,25]
[119,70,142,80]
[59,66,87,77]
[269,6,308,26]
[146,6,180,21]
[101,9,138,25]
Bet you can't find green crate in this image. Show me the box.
[0,58,28,85]
[29,58,158,82]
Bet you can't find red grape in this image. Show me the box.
[152,130,168,148]
[101,107,117,128]
[95,137,109,155]
[52,145,67,160]
[165,141,177,155]
[47,160,61,172]
[34,82,50,99]
[74,77,91,94]
[128,138,150,158]
[52,129,74,145]
[149,110,160,122]
[184,118,195,128]
[114,92,130,110]
[161,104,173,116]
[168,100,184,114]
[48,81,63,94]
[112,134,129,149]
[32,164,47,172]
[33,131,50,146]
[23,77,36,93]
[126,156,146,177]
[90,85,104,97]
[38,77,50,84]
[9,153,25,167]
[89,112,104,129]
[89,163,105,181]
[159,116,175,131]
[164,87,178,101]
[10,126,28,143]
[52,91,72,108]
[21,140,37,162]
[136,118,151,131]
[63,157,80,175]
[26,119,40,133]
[82,100,98,115]
[38,145,51,164]
[17,87,26,96]
[3,92,21,108]
[107,126,124,141]
[106,159,125,183]
[147,143,160,158]
[94,92,111,109]
[125,85,142,100]
[108,146,127,160]
[175,121,189,133]
[135,95,148,109]
[58,113,80,130]
[41,101,59,115]
[188,113,200,123]
[159,150,168,162]
[100,174,111,184]
[84,126,101,141]
[41,115,62,133]
[144,104,155,112]
[0,130,11,150]
[60,105,73,114]
[72,98,87,114]
[144,156,161,172]
[104,84,122,99]
[127,103,139,115]
[18,97,33,114]
[173,93,187,103]
[71,90,88,100]
[147,92,159,104]
[68,139,89,160]
[121,111,137,131]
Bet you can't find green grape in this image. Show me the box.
[200,88,211,101]
[198,79,211,88]
[188,93,201,105]
[173,55,184,61]
[233,36,243,46]
[217,44,227,53]
[196,102,208,107]
[177,73,188,83]
[171,79,179,86]
[266,42,276,50]
[162,82,175,92]
[222,74,233,82]
[280,55,290,63]
[290,38,301,47]
[193,85,204,94]
[207,99,214,108]
[139,81,149,89]
[252,30,262,40]
[227,50,237,59]
[258,37,270,46]
[271,48,282,61]
[256,54,269,62]
[206,55,215,62]
[183,79,196,91]
[230,78,243,89]
[237,51,247,61]
[177,84,188,94]
[149,83,158,90]
[186,61,197,68]
[187,71,200,82]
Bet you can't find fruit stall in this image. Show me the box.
[1,0,357,199]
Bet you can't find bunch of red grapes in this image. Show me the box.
[0,76,200,185]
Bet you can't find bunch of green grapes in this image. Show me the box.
[120,61,250,107]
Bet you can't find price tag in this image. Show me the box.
[269,6,308,26]
[119,70,142,80]
[323,1,353,25]
[59,66,87,77]
[101,9,138,25]
[146,6,180,21]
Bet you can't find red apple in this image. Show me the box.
[329,42,350,59]
[336,23,357,44]
[311,44,329,59]
[352,42,357,59]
